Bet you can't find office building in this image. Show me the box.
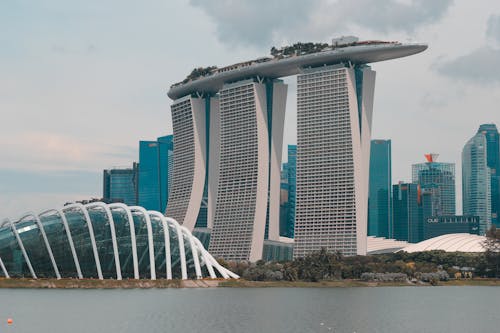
[423,215,480,240]
[477,124,500,227]
[368,139,392,238]
[283,145,296,238]
[138,135,173,212]
[393,183,423,243]
[412,154,455,216]
[462,132,492,234]
[103,163,138,205]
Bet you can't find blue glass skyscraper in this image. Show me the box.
[393,183,422,243]
[477,124,500,227]
[463,131,492,234]
[103,163,138,205]
[368,139,392,238]
[138,135,173,212]
[412,155,456,216]
[286,145,296,238]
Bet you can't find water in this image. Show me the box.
[0,287,498,333]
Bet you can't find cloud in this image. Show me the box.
[189,0,453,47]
[434,47,500,84]
[0,131,136,171]
[189,0,317,47]
[434,14,500,84]
[0,192,99,219]
[487,14,500,44]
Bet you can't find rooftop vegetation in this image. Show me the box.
[270,42,330,57]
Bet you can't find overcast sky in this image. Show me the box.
[1,0,500,218]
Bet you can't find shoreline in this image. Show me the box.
[0,278,498,289]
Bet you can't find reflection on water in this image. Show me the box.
[0,287,498,333]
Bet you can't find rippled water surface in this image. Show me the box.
[0,286,498,333]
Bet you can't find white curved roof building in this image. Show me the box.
[401,233,486,253]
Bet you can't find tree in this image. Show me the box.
[483,226,500,278]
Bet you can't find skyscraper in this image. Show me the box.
[138,135,173,212]
[477,124,500,227]
[285,145,296,238]
[208,79,287,261]
[462,132,492,234]
[412,154,456,216]
[294,64,374,257]
[368,139,392,238]
[103,163,138,205]
[393,183,422,243]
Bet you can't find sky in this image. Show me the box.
[1,0,500,218]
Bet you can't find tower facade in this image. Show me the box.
[412,156,456,216]
[103,163,138,205]
[462,133,492,234]
[285,145,297,238]
[368,139,392,238]
[393,183,423,243]
[477,124,500,227]
[208,79,287,261]
[138,135,173,212]
[294,64,375,257]
[166,97,209,230]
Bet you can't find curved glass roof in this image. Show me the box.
[0,202,238,280]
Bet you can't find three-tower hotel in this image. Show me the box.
[166,37,427,261]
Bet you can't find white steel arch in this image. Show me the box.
[5,218,37,279]
[165,217,187,280]
[193,238,216,279]
[109,203,139,279]
[19,213,61,279]
[1,202,239,280]
[39,209,83,279]
[180,226,202,279]
[0,255,10,278]
[85,203,122,280]
[62,203,103,279]
[129,206,156,280]
[147,211,172,279]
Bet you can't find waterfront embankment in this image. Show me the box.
[0,277,498,288]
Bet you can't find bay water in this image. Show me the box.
[0,286,498,333]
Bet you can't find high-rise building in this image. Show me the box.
[393,183,423,243]
[103,163,138,205]
[285,145,296,238]
[138,135,173,212]
[412,154,455,216]
[462,132,492,234]
[208,79,287,261]
[294,64,374,257]
[165,38,426,260]
[477,124,500,227]
[279,179,290,238]
[368,139,392,238]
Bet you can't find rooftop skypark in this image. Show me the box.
[167,37,425,99]
[171,36,401,89]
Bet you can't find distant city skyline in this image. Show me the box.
[2,1,500,218]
